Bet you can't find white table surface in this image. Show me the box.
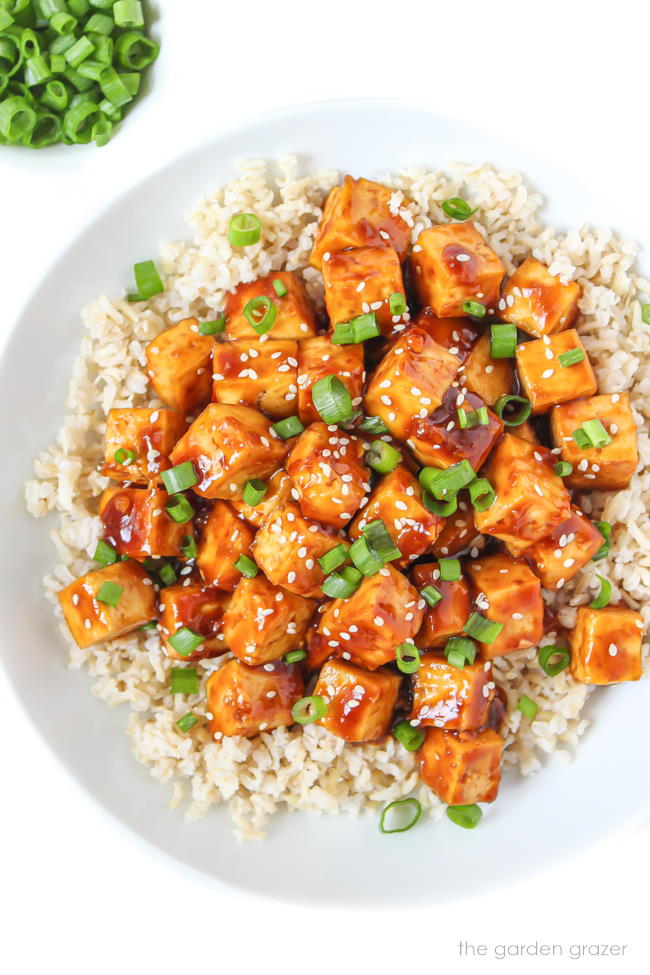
[1,2,649,972]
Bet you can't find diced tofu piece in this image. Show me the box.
[412,563,473,648]
[225,271,317,341]
[223,574,316,666]
[431,498,484,558]
[58,561,156,649]
[410,223,505,317]
[252,502,341,597]
[348,465,443,566]
[515,329,597,414]
[461,334,515,406]
[527,506,603,591]
[412,308,481,360]
[500,257,580,337]
[230,468,292,528]
[514,420,541,445]
[310,175,412,269]
[474,434,572,556]
[322,246,406,336]
[407,386,503,471]
[145,318,213,415]
[465,552,544,659]
[314,659,401,742]
[364,326,460,440]
[102,408,187,484]
[196,501,255,591]
[99,487,187,560]
[297,336,365,425]
[549,393,638,490]
[411,653,493,730]
[309,564,423,670]
[212,338,298,420]
[286,422,368,528]
[419,727,503,804]
[159,583,229,660]
[207,659,304,738]
[570,606,643,685]
[169,404,287,500]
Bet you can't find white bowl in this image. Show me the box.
[1,100,648,906]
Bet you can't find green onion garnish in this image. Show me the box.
[114,0,145,28]
[572,419,612,449]
[441,197,477,221]
[379,797,422,834]
[180,534,198,560]
[538,644,570,676]
[419,460,476,500]
[165,495,195,524]
[389,292,407,316]
[558,347,585,368]
[93,539,118,566]
[457,407,489,430]
[490,323,517,359]
[127,260,164,302]
[285,649,307,664]
[361,518,401,563]
[517,695,538,719]
[446,804,482,829]
[318,543,349,574]
[396,642,420,674]
[272,277,288,297]
[494,394,532,427]
[139,621,158,631]
[358,415,389,435]
[161,461,198,494]
[170,667,199,695]
[554,461,573,477]
[228,213,261,247]
[589,574,612,609]
[642,304,650,326]
[199,317,226,335]
[332,312,380,345]
[592,521,611,561]
[321,566,362,599]
[331,321,355,344]
[463,300,486,318]
[158,563,177,587]
[469,477,496,512]
[235,554,258,578]
[349,536,384,577]
[393,720,425,752]
[439,558,461,582]
[169,627,204,657]
[271,415,305,439]
[243,479,268,506]
[444,636,477,667]
[311,374,354,425]
[420,585,442,608]
[422,491,458,517]
[292,695,327,726]
[464,612,503,644]
[96,580,123,607]
[243,295,277,336]
[176,712,198,733]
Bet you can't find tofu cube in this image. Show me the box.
[419,728,504,804]
[225,270,317,341]
[309,564,423,670]
[207,659,304,738]
[461,333,516,406]
[252,501,342,597]
[431,498,484,558]
[474,434,572,556]
[549,393,638,490]
[322,245,406,336]
[297,336,365,425]
[159,583,229,660]
[212,338,298,420]
[364,325,460,441]
[407,386,503,471]
[313,659,401,742]
[526,506,604,591]
[99,487,187,560]
[515,329,597,414]
[500,257,581,337]
[412,563,473,649]
[102,408,187,484]
[58,561,156,649]
[310,175,412,269]
[230,468,292,528]
[348,465,444,566]
[145,318,214,415]
[465,552,544,659]
[410,223,505,317]
[196,500,255,591]
[412,309,481,360]
[410,653,494,730]
[169,404,287,500]
[570,606,643,684]
[223,574,316,666]
[286,422,368,528]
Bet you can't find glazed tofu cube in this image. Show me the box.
[500,257,581,337]
[419,727,503,804]
[527,506,603,591]
[412,563,473,649]
[223,574,316,666]
[465,552,544,659]
[474,434,572,556]
[99,487,187,560]
[461,334,515,406]
[169,404,287,500]
[58,561,156,649]
[102,408,187,484]
[515,329,597,414]
[313,659,401,742]
[252,501,342,597]
[310,175,412,269]
[407,386,503,471]
[348,465,444,566]
[412,309,481,359]
[515,420,542,446]
[410,223,505,317]
[431,499,484,558]
[570,606,643,684]
[212,339,298,420]
[207,659,304,738]
[225,270,317,341]
[297,336,365,425]
[322,245,406,336]
[230,468,292,528]
[549,393,638,490]
[145,318,214,415]
[159,583,229,660]
[364,325,460,441]
[196,501,255,591]
[411,653,493,730]
[286,422,369,528]
[309,564,423,670]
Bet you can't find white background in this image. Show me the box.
[1,1,649,972]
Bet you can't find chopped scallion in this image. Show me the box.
[538,644,570,676]
[292,695,327,726]
[558,347,585,368]
[161,461,198,494]
[243,479,267,507]
[243,295,277,336]
[235,554,258,578]
[396,641,420,674]
[589,574,612,609]
[447,804,482,829]
[271,415,304,439]
[517,695,538,719]
[441,197,477,221]
[170,667,198,695]
[228,213,261,246]
[464,611,503,644]
[439,558,461,582]
[379,797,422,833]
[311,374,354,425]
[168,627,204,657]
[96,580,123,607]
[393,720,425,752]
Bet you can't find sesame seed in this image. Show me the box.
[542,368,554,379]
[608,643,618,656]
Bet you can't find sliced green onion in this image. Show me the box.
[490,323,517,359]
[572,419,612,449]
[20,30,41,60]
[68,0,91,15]
[366,439,401,474]
[199,317,225,335]
[161,461,198,494]
[419,460,475,500]
[321,566,362,599]
[464,612,503,644]
[422,491,458,517]
[158,563,176,587]
[235,554,258,578]
[358,415,389,435]
[86,11,114,34]
[589,574,612,609]
[170,667,198,695]
[51,11,77,34]
[243,295,277,336]
[139,620,157,630]
[463,300,486,318]
[517,694,538,720]
[119,71,140,97]
[554,461,573,477]
[96,580,123,607]
[96,64,132,107]
[180,534,197,560]
[49,54,67,74]
[228,213,261,246]
[379,797,422,834]
[285,649,306,664]
[361,518,401,563]
[538,644,570,676]
[393,720,425,752]
[396,641,420,674]
[558,347,585,368]
[0,95,35,141]
[165,495,194,524]
[292,694,327,726]
[77,58,107,81]
[113,0,144,26]
[41,78,68,111]
[242,479,267,506]
[592,521,611,562]
[126,259,164,301]
[389,292,407,316]
[642,304,650,327]
[114,30,158,70]
[93,539,117,566]
[26,110,61,146]
[271,415,304,439]
[24,53,51,85]
[349,535,383,576]
[65,35,94,68]
[469,477,496,512]
[49,32,77,56]
[318,543,349,574]
[0,9,13,32]
[169,627,204,657]
[447,804,482,829]
[176,712,198,733]
[114,447,136,466]
[494,394,532,427]
[441,197,477,221]
[350,312,380,342]
[420,585,442,608]
[444,636,477,666]
[572,427,591,449]
[446,648,467,668]
[311,374,354,425]
[91,113,112,147]
[331,321,355,344]
[439,558,461,582]
[457,407,489,430]
[272,277,288,297]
